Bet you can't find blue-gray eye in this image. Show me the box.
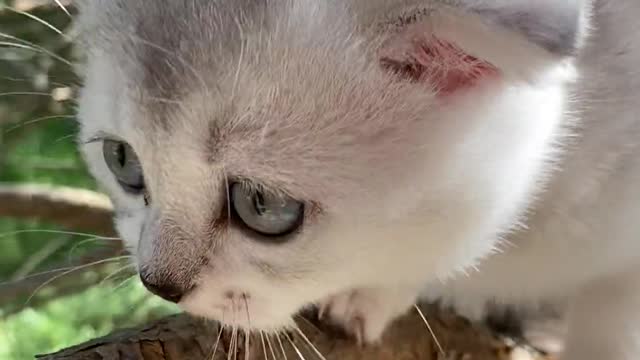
[102,140,145,194]
[230,182,304,238]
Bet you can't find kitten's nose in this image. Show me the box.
[139,273,186,304]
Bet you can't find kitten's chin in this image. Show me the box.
[179,295,297,333]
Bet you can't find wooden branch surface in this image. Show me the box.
[38,306,552,360]
[0,184,116,236]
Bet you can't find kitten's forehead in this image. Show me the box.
[78,0,356,128]
[78,0,256,119]
[78,0,435,204]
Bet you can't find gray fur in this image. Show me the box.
[468,3,583,56]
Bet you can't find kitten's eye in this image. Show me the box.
[230,182,304,238]
[102,140,146,194]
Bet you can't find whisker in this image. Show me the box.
[1,75,69,88]
[227,328,234,360]
[53,0,72,17]
[241,294,251,360]
[260,331,269,360]
[414,304,446,356]
[112,274,137,292]
[0,40,74,67]
[277,333,288,360]
[0,229,119,241]
[54,134,77,143]
[295,315,323,335]
[228,326,238,360]
[266,334,278,360]
[0,91,52,98]
[208,313,225,360]
[230,37,246,103]
[284,333,307,360]
[99,264,135,287]
[234,328,239,360]
[67,236,123,264]
[0,254,132,287]
[243,294,251,328]
[3,7,69,37]
[244,330,250,360]
[229,300,238,360]
[1,265,76,286]
[293,326,326,360]
[24,256,130,305]
[4,114,74,133]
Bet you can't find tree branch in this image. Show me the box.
[0,184,116,236]
[37,305,551,360]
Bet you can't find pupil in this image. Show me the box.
[254,192,267,215]
[116,144,126,167]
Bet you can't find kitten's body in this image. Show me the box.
[76,1,640,359]
[434,3,640,357]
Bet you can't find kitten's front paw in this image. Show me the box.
[318,287,417,345]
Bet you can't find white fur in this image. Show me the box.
[76,0,640,359]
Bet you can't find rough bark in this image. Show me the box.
[37,306,552,360]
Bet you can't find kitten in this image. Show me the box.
[75,0,640,359]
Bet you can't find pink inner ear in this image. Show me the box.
[381,36,498,95]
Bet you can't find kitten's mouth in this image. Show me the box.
[178,290,297,332]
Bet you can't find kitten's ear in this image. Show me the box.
[369,0,589,94]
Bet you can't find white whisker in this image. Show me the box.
[227,327,234,360]
[230,38,246,103]
[53,0,72,17]
[241,295,251,360]
[4,114,74,133]
[0,91,52,98]
[3,7,68,37]
[293,326,326,360]
[24,256,130,305]
[0,40,73,67]
[1,75,69,88]
[260,331,269,360]
[209,313,225,360]
[112,274,137,292]
[233,328,239,360]
[1,265,75,286]
[267,334,278,360]
[244,330,250,360]
[277,333,288,360]
[414,304,445,356]
[0,229,119,240]
[67,236,123,264]
[285,333,307,360]
[54,134,77,143]
[99,264,135,287]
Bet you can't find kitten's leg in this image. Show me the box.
[318,286,419,344]
[561,268,640,360]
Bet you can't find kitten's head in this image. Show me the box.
[76,0,587,331]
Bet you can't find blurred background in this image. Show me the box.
[0,1,179,358]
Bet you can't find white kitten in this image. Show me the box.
[75,1,640,359]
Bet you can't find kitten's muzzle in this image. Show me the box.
[139,272,190,304]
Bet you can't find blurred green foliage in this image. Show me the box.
[0,2,179,359]
[0,281,177,360]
